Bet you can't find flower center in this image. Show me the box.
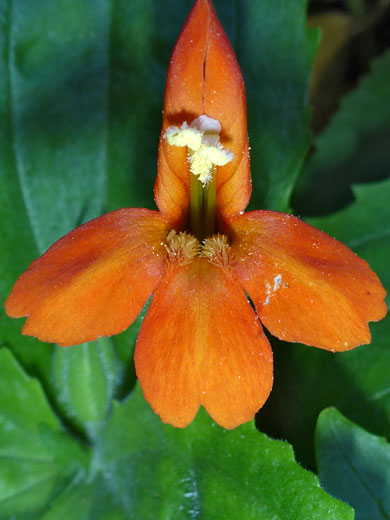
[164,115,233,240]
[165,230,233,269]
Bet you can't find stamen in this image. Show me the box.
[201,234,233,268]
[165,122,203,150]
[165,230,200,265]
[164,231,234,269]
[164,115,233,186]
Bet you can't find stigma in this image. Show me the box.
[164,115,233,185]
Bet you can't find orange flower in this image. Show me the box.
[5,0,386,429]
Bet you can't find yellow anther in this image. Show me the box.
[201,234,233,268]
[164,115,233,185]
[165,123,203,150]
[165,230,200,265]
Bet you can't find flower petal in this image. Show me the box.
[5,209,169,346]
[230,211,387,351]
[134,256,273,429]
[154,0,251,227]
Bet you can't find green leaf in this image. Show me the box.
[0,3,50,379]
[0,349,128,520]
[0,348,88,518]
[97,385,354,520]
[0,0,111,380]
[40,475,127,520]
[316,408,390,520]
[239,0,319,211]
[4,0,109,252]
[259,317,390,471]
[105,0,162,212]
[257,179,390,468]
[51,338,121,440]
[294,51,390,215]
[308,179,390,304]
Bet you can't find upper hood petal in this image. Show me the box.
[155,0,251,227]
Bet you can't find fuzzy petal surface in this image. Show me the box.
[134,256,273,429]
[155,0,251,227]
[5,209,169,346]
[230,211,387,351]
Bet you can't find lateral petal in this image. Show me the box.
[155,0,251,226]
[230,211,387,351]
[134,256,273,429]
[5,209,169,346]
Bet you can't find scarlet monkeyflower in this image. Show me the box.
[5,0,386,429]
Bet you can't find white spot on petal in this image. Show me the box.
[273,274,282,292]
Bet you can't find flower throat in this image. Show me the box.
[164,115,233,240]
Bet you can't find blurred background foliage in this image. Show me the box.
[0,0,389,518]
[296,0,390,214]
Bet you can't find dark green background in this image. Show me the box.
[0,0,389,518]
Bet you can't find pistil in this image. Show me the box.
[202,169,216,239]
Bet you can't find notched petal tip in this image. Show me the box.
[230,210,387,352]
[135,255,273,430]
